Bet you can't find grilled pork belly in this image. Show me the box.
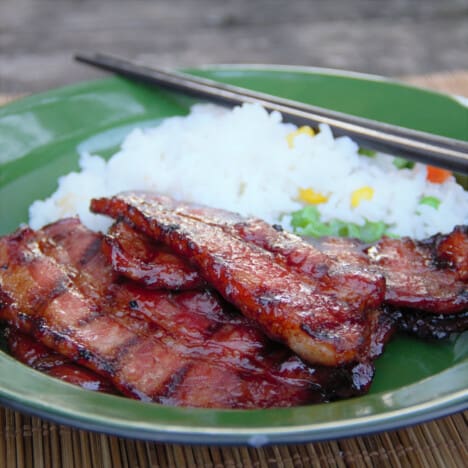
[103,220,205,290]
[0,225,168,400]
[1,218,389,407]
[5,327,118,394]
[309,228,468,315]
[2,193,464,408]
[91,192,387,367]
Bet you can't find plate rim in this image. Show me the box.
[1,355,466,444]
[187,63,468,106]
[2,63,466,114]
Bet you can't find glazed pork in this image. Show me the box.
[0,218,391,407]
[0,224,174,401]
[5,327,118,394]
[310,229,468,314]
[103,220,205,290]
[1,192,466,408]
[91,192,387,367]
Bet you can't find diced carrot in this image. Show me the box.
[426,166,452,184]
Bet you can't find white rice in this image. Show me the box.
[29,103,468,239]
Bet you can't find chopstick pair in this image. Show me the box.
[75,52,468,174]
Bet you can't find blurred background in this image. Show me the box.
[1,0,468,94]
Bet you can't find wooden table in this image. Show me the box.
[0,71,467,468]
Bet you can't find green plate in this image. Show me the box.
[0,66,467,445]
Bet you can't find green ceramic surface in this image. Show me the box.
[0,66,467,445]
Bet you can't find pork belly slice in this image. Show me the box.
[367,234,467,314]
[103,220,205,290]
[0,226,204,401]
[91,192,384,366]
[5,327,118,394]
[105,193,384,311]
[310,228,468,315]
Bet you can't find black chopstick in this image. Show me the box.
[75,52,468,174]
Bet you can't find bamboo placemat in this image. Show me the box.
[0,72,467,468]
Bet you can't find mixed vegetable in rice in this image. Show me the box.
[29,103,468,240]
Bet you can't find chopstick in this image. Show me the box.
[75,52,468,174]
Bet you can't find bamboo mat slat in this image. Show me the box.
[0,72,467,468]
[0,410,466,467]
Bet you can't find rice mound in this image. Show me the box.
[29,103,468,238]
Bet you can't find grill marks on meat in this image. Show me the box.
[310,230,468,315]
[40,218,119,301]
[6,325,69,370]
[5,327,118,394]
[64,222,386,405]
[110,282,385,405]
[0,226,161,399]
[103,221,205,290]
[0,225,230,402]
[111,193,384,310]
[91,192,384,367]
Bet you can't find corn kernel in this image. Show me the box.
[287,126,315,148]
[298,188,329,204]
[351,186,374,208]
